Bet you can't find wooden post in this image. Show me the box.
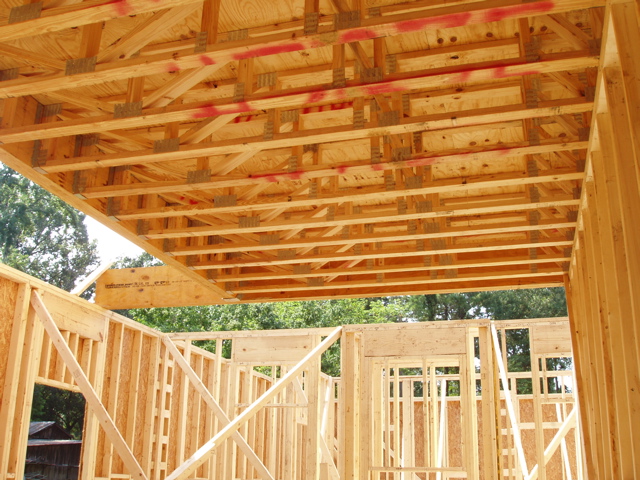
[479,326,499,480]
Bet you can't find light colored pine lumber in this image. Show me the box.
[29,290,149,480]
[0,283,31,479]
[0,0,604,97]
[161,336,274,480]
[491,324,529,479]
[163,327,342,480]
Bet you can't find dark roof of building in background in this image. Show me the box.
[28,421,73,439]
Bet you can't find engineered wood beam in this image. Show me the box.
[121,189,579,225]
[164,217,576,254]
[190,235,573,269]
[0,0,604,98]
[208,252,571,283]
[80,139,587,199]
[0,52,598,144]
[0,136,233,300]
[95,250,570,309]
[238,276,565,302]
[229,266,564,294]
[115,168,584,221]
[0,0,205,42]
[35,98,594,173]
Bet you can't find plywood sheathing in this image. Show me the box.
[0,0,605,303]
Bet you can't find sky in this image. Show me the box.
[84,216,144,262]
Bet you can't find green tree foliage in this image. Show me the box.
[128,299,393,376]
[31,385,86,439]
[475,287,567,320]
[1,164,101,438]
[0,164,100,290]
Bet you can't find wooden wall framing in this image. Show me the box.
[1,264,582,479]
[564,0,640,478]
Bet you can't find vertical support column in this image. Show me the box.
[563,274,592,478]
[359,346,371,480]
[461,328,479,480]
[140,336,161,476]
[306,335,321,480]
[175,341,192,465]
[0,282,40,480]
[339,330,360,479]
[478,326,499,480]
[7,298,43,480]
[80,315,110,480]
[529,335,547,480]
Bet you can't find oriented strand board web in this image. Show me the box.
[0,0,602,303]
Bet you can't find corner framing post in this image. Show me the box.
[0,283,44,480]
[479,325,500,479]
[339,329,361,479]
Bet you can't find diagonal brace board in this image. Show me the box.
[164,326,342,480]
[491,323,529,478]
[161,336,274,480]
[526,407,577,480]
[29,290,148,480]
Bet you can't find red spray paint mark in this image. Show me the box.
[493,66,540,79]
[233,43,305,60]
[440,11,473,29]
[340,28,378,43]
[336,165,348,174]
[308,91,327,103]
[363,83,404,96]
[484,1,554,23]
[166,62,181,73]
[252,170,305,182]
[189,199,198,205]
[233,115,253,123]
[371,163,385,171]
[456,70,474,83]
[408,157,437,167]
[302,102,353,114]
[107,0,133,16]
[395,17,434,34]
[193,104,218,118]
[200,55,215,66]
[407,158,426,167]
[395,11,472,34]
[251,173,279,182]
